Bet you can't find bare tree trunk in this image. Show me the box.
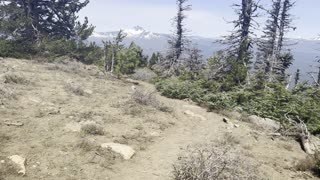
[317,66,320,86]
[111,50,115,73]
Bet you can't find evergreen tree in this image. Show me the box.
[169,0,191,60]
[0,0,91,42]
[257,0,282,78]
[221,0,259,84]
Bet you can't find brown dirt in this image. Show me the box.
[0,58,318,180]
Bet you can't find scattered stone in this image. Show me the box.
[150,132,161,137]
[223,117,231,124]
[184,110,206,121]
[0,160,5,164]
[234,124,240,128]
[4,121,24,127]
[247,115,280,130]
[131,85,137,91]
[101,143,135,160]
[84,89,93,95]
[8,155,26,176]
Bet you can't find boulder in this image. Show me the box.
[101,143,135,160]
[8,155,26,176]
[247,115,280,130]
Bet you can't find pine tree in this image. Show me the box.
[161,0,191,75]
[257,0,282,78]
[173,0,191,59]
[0,0,91,42]
[221,0,259,84]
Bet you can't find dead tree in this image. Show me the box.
[257,0,282,81]
[282,112,313,154]
[167,0,191,72]
[221,0,259,84]
[103,30,126,73]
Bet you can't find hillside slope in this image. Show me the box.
[0,58,317,180]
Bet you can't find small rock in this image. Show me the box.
[4,121,24,127]
[150,132,161,137]
[8,155,26,176]
[0,160,5,164]
[234,124,240,128]
[223,117,230,124]
[84,89,93,95]
[101,143,135,160]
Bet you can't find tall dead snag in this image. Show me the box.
[221,0,259,84]
[166,0,191,74]
[257,0,295,84]
[275,0,295,82]
[257,0,282,81]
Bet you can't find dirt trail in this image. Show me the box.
[109,93,225,180]
[0,59,315,180]
[109,82,308,180]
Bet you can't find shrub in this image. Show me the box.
[65,83,85,96]
[131,88,170,112]
[4,73,29,85]
[131,68,157,82]
[172,144,261,180]
[296,151,320,176]
[81,123,105,135]
[0,85,16,100]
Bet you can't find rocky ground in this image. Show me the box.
[0,58,318,180]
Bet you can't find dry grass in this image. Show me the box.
[0,157,20,180]
[76,139,97,152]
[295,151,320,176]
[4,73,29,85]
[218,132,241,146]
[47,60,83,75]
[81,123,105,136]
[65,83,85,96]
[172,143,262,180]
[131,68,157,82]
[131,89,171,112]
[0,85,16,100]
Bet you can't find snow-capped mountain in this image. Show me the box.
[88,26,320,82]
[88,26,222,57]
[92,26,161,40]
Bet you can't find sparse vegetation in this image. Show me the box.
[4,73,29,85]
[131,88,171,112]
[0,158,19,180]
[296,151,320,177]
[131,68,157,82]
[172,144,261,180]
[81,123,105,136]
[65,83,85,96]
[0,85,16,100]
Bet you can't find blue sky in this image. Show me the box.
[79,0,320,39]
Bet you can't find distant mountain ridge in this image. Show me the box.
[88,26,320,82]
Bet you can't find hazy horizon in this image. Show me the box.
[79,0,320,39]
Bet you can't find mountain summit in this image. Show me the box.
[92,26,161,39]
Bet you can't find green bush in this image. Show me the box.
[156,77,320,134]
